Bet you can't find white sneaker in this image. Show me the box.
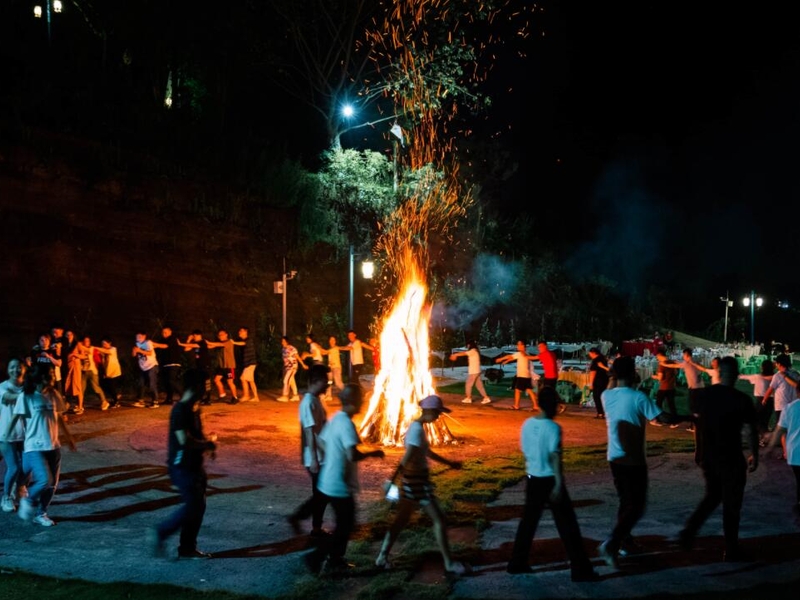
[461,397,473,404]
[276,396,289,403]
[33,513,56,527]
[481,397,492,405]
[17,498,34,521]
[1,495,15,512]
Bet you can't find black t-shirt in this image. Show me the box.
[188,340,211,371]
[590,356,609,390]
[167,401,206,470]
[694,384,757,469]
[155,335,183,366]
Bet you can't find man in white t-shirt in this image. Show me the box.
[496,340,538,410]
[762,354,799,458]
[288,364,331,538]
[304,384,384,574]
[450,340,492,405]
[132,332,160,408]
[507,386,598,581]
[344,330,374,386]
[597,355,689,568]
[767,391,800,514]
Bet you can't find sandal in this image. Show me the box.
[446,561,469,576]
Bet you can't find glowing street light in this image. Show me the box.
[33,1,63,45]
[349,245,375,377]
[742,291,763,345]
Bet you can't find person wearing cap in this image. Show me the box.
[761,354,799,459]
[375,394,467,575]
[304,384,384,574]
[507,386,599,581]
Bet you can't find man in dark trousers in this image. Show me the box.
[149,368,218,559]
[152,325,183,405]
[677,356,759,562]
[588,347,610,419]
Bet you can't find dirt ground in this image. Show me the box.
[1,376,799,600]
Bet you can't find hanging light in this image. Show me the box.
[53,0,63,13]
[34,5,43,18]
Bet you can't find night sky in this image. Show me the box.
[3,1,799,344]
[488,1,800,339]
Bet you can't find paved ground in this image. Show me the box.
[1,373,800,599]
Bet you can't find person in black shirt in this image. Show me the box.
[152,326,183,405]
[588,347,610,419]
[677,356,759,562]
[180,330,212,405]
[149,368,217,559]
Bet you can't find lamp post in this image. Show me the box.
[742,290,763,345]
[348,244,375,377]
[274,257,296,337]
[720,292,734,342]
[33,0,63,46]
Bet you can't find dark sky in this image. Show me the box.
[484,1,800,339]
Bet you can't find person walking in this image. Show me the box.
[496,340,539,410]
[304,384,384,574]
[132,331,160,408]
[343,330,374,387]
[739,359,775,445]
[529,342,559,390]
[375,395,467,576]
[152,325,183,405]
[321,336,345,403]
[760,354,799,459]
[1,358,28,512]
[237,327,259,402]
[588,347,610,419]
[766,386,800,516]
[149,368,218,559]
[597,356,687,568]
[4,365,76,526]
[506,386,599,581]
[677,356,759,562]
[651,348,678,428]
[450,340,492,405]
[206,329,244,404]
[278,336,305,402]
[96,335,123,407]
[79,336,109,411]
[288,364,331,538]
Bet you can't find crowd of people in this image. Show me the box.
[2,332,800,583]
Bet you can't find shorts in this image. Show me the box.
[241,365,256,382]
[513,376,533,391]
[216,368,235,380]
[401,471,434,505]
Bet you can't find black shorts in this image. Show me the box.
[215,368,235,380]
[513,376,533,391]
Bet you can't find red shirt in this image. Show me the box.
[539,349,558,378]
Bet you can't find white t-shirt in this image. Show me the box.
[466,348,481,375]
[778,399,800,466]
[769,370,799,412]
[601,386,662,464]
[308,342,324,363]
[0,380,25,442]
[327,347,341,369]
[739,374,772,397]
[299,392,327,468]
[317,410,360,498]
[13,389,61,452]
[103,347,122,379]
[403,420,429,475]
[349,339,364,366]
[513,352,532,378]
[137,340,158,372]
[520,416,560,477]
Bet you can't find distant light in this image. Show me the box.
[34,5,42,18]
[778,300,790,309]
[53,0,63,13]
[361,260,375,279]
[164,96,173,108]
[756,297,764,307]
[743,297,750,307]
[342,104,354,118]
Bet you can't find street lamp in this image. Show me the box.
[720,292,734,342]
[273,258,297,337]
[33,1,63,45]
[742,290,763,345]
[348,245,375,377]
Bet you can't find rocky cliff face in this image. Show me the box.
[0,147,356,379]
